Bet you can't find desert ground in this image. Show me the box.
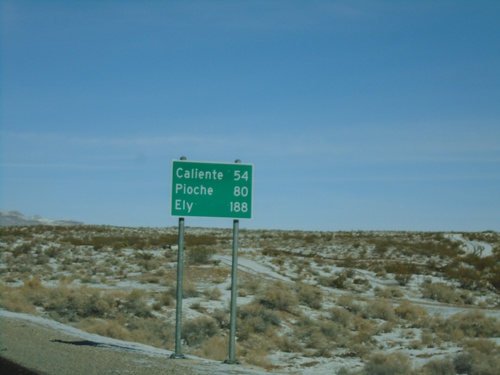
[1,224,499,374]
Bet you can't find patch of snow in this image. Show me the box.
[447,234,494,257]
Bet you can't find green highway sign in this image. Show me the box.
[171,160,253,219]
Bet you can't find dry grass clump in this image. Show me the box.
[452,339,500,375]
[339,342,499,375]
[197,335,230,361]
[238,334,276,369]
[254,281,299,314]
[330,306,354,328]
[375,286,404,299]
[0,284,38,314]
[293,315,350,356]
[317,271,349,289]
[364,300,396,321]
[421,281,475,305]
[237,302,281,340]
[394,300,428,326]
[0,279,178,349]
[182,316,218,347]
[453,340,500,375]
[419,358,455,375]
[362,352,412,375]
[238,275,260,296]
[187,245,216,264]
[295,282,323,309]
[152,290,173,310]
[1,279,154,321]
[203,286,222,301]
[336,295,365,315]
[431,311,500,343]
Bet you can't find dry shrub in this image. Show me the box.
[273,333,302,353]
[451,311,500,338]
[256,281,299,314]
[187,245,215,264]
[420,330,435,348]
[185,233,217,246]
[395,300,428,325]
[452,351,474,374]
[336,295,364,315]
[182,281,200,298]
[453,340,500,375]
[76,314,174,348]
[362,352,412,375]
[293,315,350,355]
[350,318,377,349]
[122,289,152,318]
[422,282,461,304]
[153,291,173,310]
[318,272,348,289]
[463,338,497,353]
[330,306,354,328]
[463,339,500,375]
[431,311,500,343]
[237,302,280,340]
[238,334,275,369]
[76,318,132,341]
[198,335,229,360]
[446,265,483,290]
[212,308,230,330]
[125,317,174,347]
[239,276,260,296]
[182,316,218,347]
[375,286,404,299]
[420,358,455,375]
[365,300,396,321]
[203,287,222,301]
[0,285,36,314]
[2,283,153,322]
[41,287,115,322]
[295,282,323,309]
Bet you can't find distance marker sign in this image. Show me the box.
[171,160,253,219]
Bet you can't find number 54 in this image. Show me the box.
[234,170,249,181]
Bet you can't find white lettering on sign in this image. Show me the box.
[234,170,249,181]
[176,167,223,180]
[175,199,193,213]
[175,183,213,196]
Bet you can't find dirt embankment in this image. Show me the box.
[0,316,201,375]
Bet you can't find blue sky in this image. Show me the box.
[1,0,499,231]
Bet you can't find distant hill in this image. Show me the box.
[0,210,84,226]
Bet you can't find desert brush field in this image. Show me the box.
[1,225,499,374]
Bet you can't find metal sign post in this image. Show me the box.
[171,218,186,358]
[171,157,187,359]
[225,218,240,364]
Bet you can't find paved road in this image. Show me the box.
[0,356,41,375]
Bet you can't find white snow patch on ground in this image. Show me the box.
[447,234,494,257]
[214,255,293,283]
